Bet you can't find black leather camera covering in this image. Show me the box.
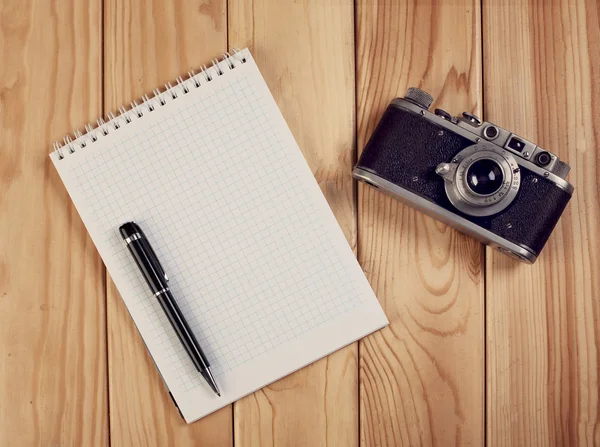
[356,104,572,256]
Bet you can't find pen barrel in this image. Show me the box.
[125,238,167,294]
[157,290,211,372]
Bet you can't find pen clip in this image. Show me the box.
[139,236,169,283]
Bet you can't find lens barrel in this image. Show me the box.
[438,143,521,217]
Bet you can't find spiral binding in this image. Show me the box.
[52,49,247,160]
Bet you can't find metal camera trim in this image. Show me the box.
[390,97,574,195]
[353,167,537,263]
[458,114,559,171]
[437,144,521,217]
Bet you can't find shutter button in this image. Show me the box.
[434,109,452,121]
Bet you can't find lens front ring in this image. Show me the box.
[443,144,521,217]
[456,152,516,208]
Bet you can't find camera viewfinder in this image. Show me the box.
[507,137,526,153]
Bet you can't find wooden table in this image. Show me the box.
[1,1,598,445]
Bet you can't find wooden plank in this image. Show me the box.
[0,1,107,445]
[103,1,232,445]
[228,1,358,445]
[355,1,484,445]
[484,1,600,445]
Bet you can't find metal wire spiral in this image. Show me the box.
[52,49,247,160]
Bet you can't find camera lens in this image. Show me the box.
[466,159,504,195]
[536,151,552,166]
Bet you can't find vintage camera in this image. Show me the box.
[353,88,574,263]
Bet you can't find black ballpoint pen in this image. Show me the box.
[119,221,221,397]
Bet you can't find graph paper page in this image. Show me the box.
[51,49,388,422]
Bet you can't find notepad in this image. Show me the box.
[50,48,388,423]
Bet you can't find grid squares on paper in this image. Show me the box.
[66,67,366,392]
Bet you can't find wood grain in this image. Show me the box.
[103,1,232,445]
[0,0,107,445]
[3,1,599,444]
[356,1,484,445]
[228,0,358,445]
[484,1,600,445]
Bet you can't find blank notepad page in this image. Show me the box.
[51,49,388,422]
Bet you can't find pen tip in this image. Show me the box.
[201,368,221,397]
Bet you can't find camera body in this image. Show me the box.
[353,88,574,263]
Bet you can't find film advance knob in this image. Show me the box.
[404,87,434,109]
